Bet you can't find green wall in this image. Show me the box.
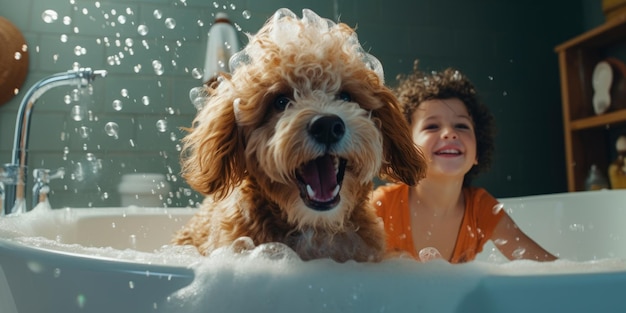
[0,0,594,209]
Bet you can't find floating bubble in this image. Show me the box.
[104,122,119,139]
[117,15,126,24]
[156,119,168,132]
[112,99,123,111]
[42,9,58,23]
[242,10,251,19]
[141,96,150,106]
[165,17,176,29]
[418,247,442,262]
[63,16,72,25]
[153,9,162,19]
[191,68,203,79]
[78,126,91,139]
[152,60,164,75]
[14,52,21,60]
[120,88,128,97]
[74,45,86,56]
[137,24,149,36]
[125,38,133,47]
[60,34,68,43]
[71,105,84,121]
[197,19,204,27]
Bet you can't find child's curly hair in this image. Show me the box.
[394,60,495,186]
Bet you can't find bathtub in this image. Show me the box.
[1,190,626,313]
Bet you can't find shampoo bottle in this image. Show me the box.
[608,135,626,189]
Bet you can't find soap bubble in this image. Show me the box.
[104,122,119,139]
[14,52,21,60]
[112,99,123,111]
[242,10,251,19]
[153,9,163,19]
[137,25,149,36]
[42,10,58,23]
[164,17,176,29]
[141,96,150,106]
[156,119,168,132]
[418,247,442,262]
[71,105,84,121]
[152,60,164,75]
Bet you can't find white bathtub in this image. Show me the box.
[1,190,626,313]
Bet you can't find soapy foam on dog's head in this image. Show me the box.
[228,8,385,84]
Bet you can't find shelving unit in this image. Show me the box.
[555,13,626,191]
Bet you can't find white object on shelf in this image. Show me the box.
[592,60,613,115]
[117,173,171,207]
[202,12,239,83]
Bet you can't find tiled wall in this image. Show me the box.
[0,0,593,210]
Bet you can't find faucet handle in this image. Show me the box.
[33,167,65,183]
[33,167,65,206]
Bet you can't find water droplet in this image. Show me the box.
[63,16,72,25]
[14,52,21,60]
[42,9,58,23]
[512,247,526,259]
[120,88,128,97]
[197,19,204,27]
[137,24,149,36]
[117,15,126,24]
[569,223,585,232]
[53,268,62,278]
[60,34,68,43]
[152,60,164,75]
[242,10,251,19]
[191,67,203,79]
[165,17,176,29]
[141,96,150,105]
[493,238,508,246]
[156,119,168,132]
[71,105,84,121]
[492,203,504,214]
[128,281,134,289]
[153,9,162,19]
[76,294,86,309]
[124,38,134,47]
[78,126,91,138]
[73,45,86,56]
[129,234,137,248]
[112,99,123,111]
[104,122,119,139]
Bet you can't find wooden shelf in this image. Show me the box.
[556,12,626,191]
[570,109,626,130]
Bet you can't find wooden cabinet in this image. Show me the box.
[555,14,626,191]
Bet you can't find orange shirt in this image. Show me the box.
[371,184,504,263]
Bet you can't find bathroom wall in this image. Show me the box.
[0,0,593,209]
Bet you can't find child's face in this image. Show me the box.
[410,98,477,180]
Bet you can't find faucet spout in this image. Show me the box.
[2,67,107,216]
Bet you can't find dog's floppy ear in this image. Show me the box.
[374,90,427,186]
[180,81,245,199]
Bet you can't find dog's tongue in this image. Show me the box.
[301,155,337,201]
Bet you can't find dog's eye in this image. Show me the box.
[336,91,351,102]
[274,95,291,111]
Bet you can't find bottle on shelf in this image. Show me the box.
[585,164,610,191]
[608,135,626,189]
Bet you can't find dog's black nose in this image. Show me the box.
[308,115,345,145]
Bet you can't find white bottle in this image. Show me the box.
[202,12,239,83]
[585,164,609,191]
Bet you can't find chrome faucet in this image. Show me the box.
[1,68,107,216]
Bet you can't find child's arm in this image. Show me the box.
[491,213,558,261]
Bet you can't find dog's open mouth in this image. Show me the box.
[296,155,347,211]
